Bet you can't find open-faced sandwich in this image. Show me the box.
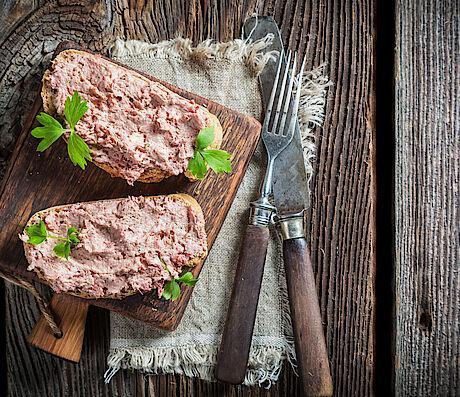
[32,49,230,185]
[20,195,207,300]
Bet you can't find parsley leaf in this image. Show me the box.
[53,242,71,260]
[31,113,66,152]
[23,221,80,260]
[176,272,198,286]
[196,126,215,150]
[31,91,91,170]
[188,151,207,179]
[161,271,198,301]
[67,227,80,244]
[161,282,172,300]
[25,220,48,245]
[65,91,89,130]
[68,130,92,169]
[201,149,232,174]
[162,279,181,301]
[187,125,232,179]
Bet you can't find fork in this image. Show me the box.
[258,51,305,209]
[216,52,305,384]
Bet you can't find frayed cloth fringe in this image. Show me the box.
[111,36,278,76]
[105,341,296,388]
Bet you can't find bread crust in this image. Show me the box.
[23,194,207,299]
[41,49,223,184]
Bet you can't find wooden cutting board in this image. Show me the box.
[0,41,260,332]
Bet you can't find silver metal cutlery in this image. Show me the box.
[216,16,332,397]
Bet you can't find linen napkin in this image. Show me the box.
[105,34,330,387]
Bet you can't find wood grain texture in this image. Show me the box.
[5,284,136,397]
[0,0,377,396]
[216,225,270,385]
[283,238,333,396]
[27,294,89,362]
[394,1,459,396]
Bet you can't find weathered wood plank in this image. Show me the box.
[0,280,6,396]
[5,284,136,397]
[294,1,376,395]
[394,1,459,396]
[1,0,377,396]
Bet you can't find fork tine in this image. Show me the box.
[278,52,298,136]
[271,51,292,134]
[286,55,307,137]
[262,52,284,132]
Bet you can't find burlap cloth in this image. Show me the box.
[105,35,330,387]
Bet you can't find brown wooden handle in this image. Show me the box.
[283,238,333,396]
[215,224,270,384]
[27,294,89,362]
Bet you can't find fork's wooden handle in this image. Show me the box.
[215,224,270,384]
[27,294,89,362]
[283,238,333,396]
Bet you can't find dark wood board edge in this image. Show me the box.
[0,40,261,331]
[0,94,42,201]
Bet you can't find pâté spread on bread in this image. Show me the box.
[21,49,233,301]
[32,49,231,184]
[20,195,207,299]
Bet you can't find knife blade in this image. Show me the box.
[244,17,333,397]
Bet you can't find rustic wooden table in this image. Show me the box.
[0,1,457,396]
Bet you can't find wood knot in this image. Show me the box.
[418,311,433,332]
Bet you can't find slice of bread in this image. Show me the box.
[21,194,207,299]
[41,49,223,184]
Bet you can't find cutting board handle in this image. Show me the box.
[27,294,89,362]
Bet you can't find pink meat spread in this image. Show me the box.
[21,196,207,298]
[45,51,210,184]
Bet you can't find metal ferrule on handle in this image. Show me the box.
[276,211,305,240]
[248,196,276,226]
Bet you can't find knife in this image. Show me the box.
[264,19,333,397]
[216,17,333,396]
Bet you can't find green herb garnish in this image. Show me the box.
[187,126,232,179]
[31,91,92,169]
[161,271,198,301]
[25,221,80,260]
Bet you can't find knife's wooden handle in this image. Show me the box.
[283,238,333,396]
[215,224,269,384]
